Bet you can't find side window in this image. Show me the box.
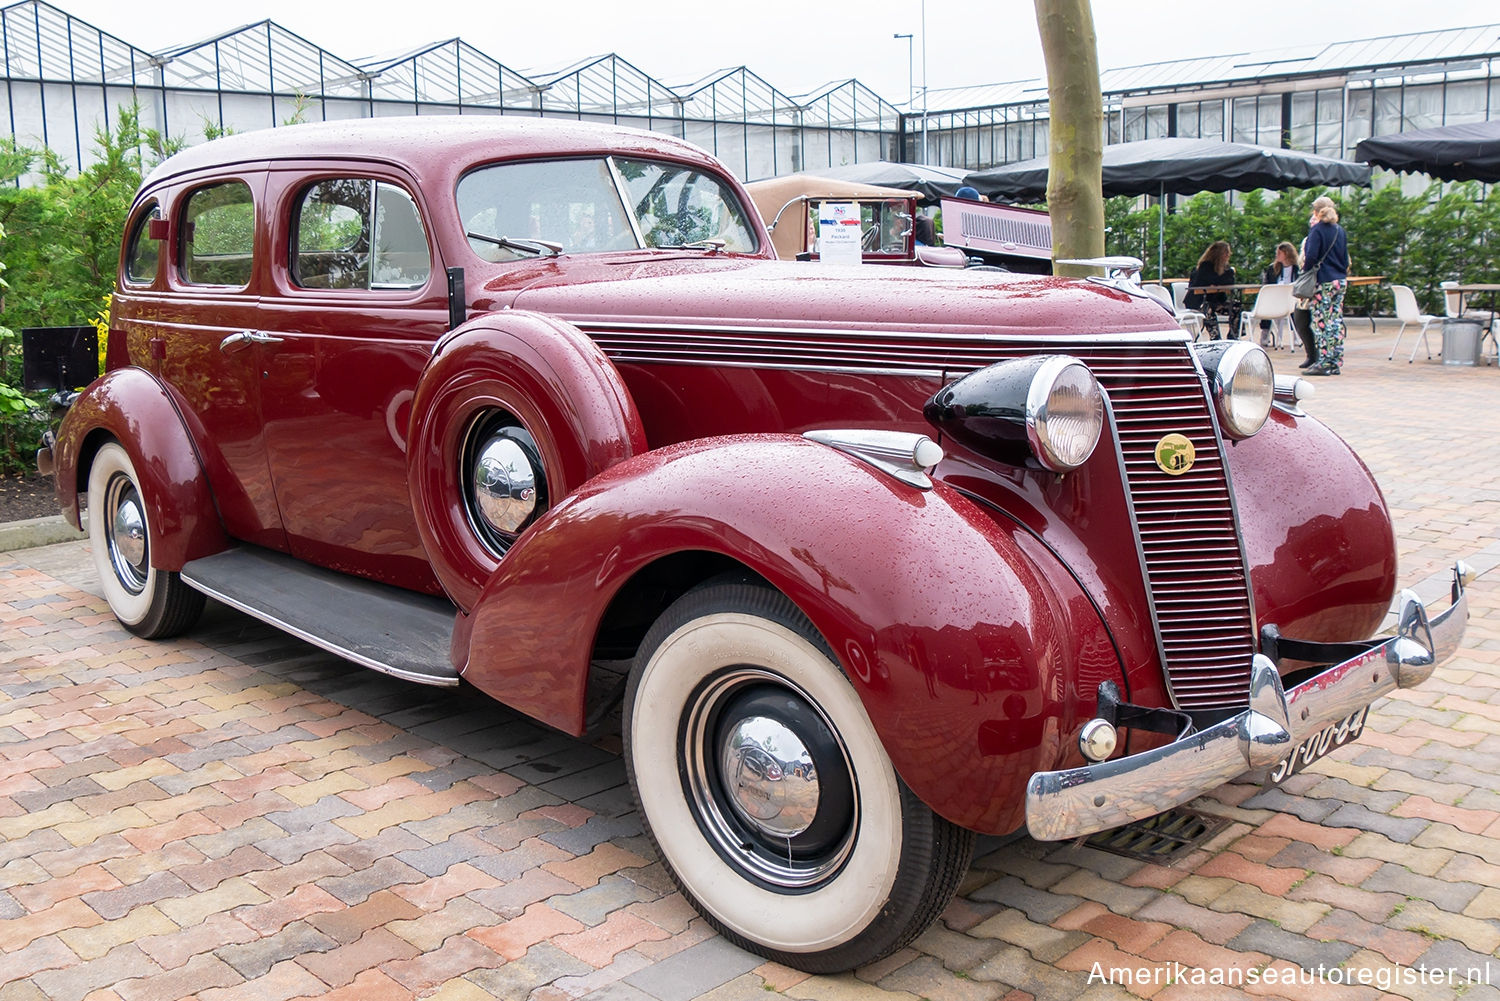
[292,179,430,290]
[294,179,371,289]
[372,184,431,288]
[124,205,161,285]
[181,181,255,286]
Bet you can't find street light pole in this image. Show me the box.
[893,32,913,161]
[920,0,928,164]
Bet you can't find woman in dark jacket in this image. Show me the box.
[1259,241,1301,348]
[1184,241,1239,339]
[1301,196,1351,375]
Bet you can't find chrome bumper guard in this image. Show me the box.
[1026,563,1474,842]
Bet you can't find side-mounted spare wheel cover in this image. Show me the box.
[407,313,647,611]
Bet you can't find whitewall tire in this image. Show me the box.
[87,442,204,638]
[623,581,974,973]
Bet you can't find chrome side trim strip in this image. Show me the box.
[575,320,1190,345]
[1025,563,1471,841]
[178,573,462,688]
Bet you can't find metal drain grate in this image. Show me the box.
[1085,807,1229,863]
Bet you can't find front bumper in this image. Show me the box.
[1026,563,1473,841]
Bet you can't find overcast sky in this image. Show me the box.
[57,0,1500,106]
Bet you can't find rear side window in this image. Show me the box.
[181,181,255,286]
[124,205,161,285]
[292,178,431,290]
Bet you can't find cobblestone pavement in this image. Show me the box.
[3,323,1499,1001]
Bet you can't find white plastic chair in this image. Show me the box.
[1167,282,1205,340]
[1387,284,1439,362]
[1239,284,1294,347]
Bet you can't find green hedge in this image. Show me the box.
[1105,182,1500,317]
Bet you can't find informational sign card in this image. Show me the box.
[817,201,863,266]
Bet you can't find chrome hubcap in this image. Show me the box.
[473,436,538,534]
[683,669,857,890]
[462,413,547,558]
[719,716,818,838]
[104,473,149,594]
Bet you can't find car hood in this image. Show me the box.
[483,257,1178,337]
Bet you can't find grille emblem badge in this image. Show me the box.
[1154,434,1195,476]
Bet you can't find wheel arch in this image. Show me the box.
[52,367,228,569]
[589,551,769,661]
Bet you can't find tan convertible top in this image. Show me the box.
[744,174,914,260]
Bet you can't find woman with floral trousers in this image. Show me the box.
[1301,196,1350,376]
[1309,279,1347,373]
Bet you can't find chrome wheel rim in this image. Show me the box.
[681,667,858,890]
[461,411,547,558]
[103,472,149,595]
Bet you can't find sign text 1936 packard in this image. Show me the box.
[36,118,1469,973]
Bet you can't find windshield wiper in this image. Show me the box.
[466,231,563,257]
[657,238,726,254]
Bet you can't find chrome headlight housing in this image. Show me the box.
[1195,341,1274,439]
[925,355,1105,473]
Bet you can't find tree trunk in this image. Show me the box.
[1034,0,1105,276]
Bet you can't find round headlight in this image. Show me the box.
[1208,342,1274,439]
[1026,357,1105,472]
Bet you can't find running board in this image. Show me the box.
[180,546,460,686]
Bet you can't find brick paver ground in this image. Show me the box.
[3,321,1499,1001]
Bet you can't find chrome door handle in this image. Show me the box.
[219,331,284,353]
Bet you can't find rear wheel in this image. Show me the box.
[623,581,974,973]
[87,442,204,638]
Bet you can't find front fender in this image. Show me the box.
[457,434,1121,834]
[52,367,228,569]
[1228,407,1397,643]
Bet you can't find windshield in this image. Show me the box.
[457,156,757,260]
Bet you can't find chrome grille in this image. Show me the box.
[1079,343,1255,712]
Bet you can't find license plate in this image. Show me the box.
[1267,707,1369,785]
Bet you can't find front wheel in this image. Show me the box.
[87,442,204,639]
[623,582,974,973]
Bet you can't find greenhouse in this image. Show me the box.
[0,0,901,180]
[1,0,1498,181]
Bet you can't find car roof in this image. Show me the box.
[143,115,726,187]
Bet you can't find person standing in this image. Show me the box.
[1301,196,1350,376]
[1259,241,1301,347]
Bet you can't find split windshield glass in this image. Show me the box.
[457,156,757,260]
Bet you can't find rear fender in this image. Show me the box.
[456,434,1120,834]
[52,367,228,569]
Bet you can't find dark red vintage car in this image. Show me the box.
[37,117,1470,973]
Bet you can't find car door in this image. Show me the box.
[255,166,450,594]
[152,170,288,550]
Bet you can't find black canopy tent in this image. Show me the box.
[807,161,974,203]
[964,138,1372,276]
[1354,120,1500,183]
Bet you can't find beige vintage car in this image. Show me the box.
[744,173,965,267]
